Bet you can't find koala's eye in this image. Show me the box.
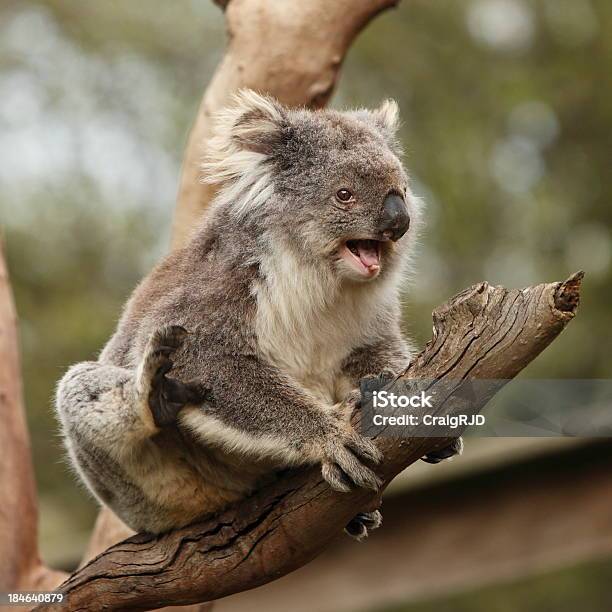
[336,188,354,203]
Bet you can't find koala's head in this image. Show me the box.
[204,90,420,284]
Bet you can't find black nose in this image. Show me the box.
[379,193,410,241]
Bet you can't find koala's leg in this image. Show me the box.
[421,437,464,464]
[345,510,383,542]
[57,325,208,461]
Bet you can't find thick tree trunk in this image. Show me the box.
[34,273,582,611]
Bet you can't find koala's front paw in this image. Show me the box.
[345,510,382,542]
[320,414,382,492]
[421,437,463,464]
[139,326,211,428]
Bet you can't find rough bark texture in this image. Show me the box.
[220,440,612,612]
[0,243,68,594]
[34,273,582,612]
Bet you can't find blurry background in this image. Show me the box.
[0,0,610,610]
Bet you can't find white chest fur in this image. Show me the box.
[254,249,395,404]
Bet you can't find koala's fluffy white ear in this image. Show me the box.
[203,89,286,185]
[372,99,400,143]
[215,89,285,154]
[228,89,287,153]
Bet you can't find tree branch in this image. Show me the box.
[0,241,68,592]
[35,272,582,611]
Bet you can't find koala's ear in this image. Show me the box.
[203,89,288,185]
[221,89,286,155]
[371,99,400,143]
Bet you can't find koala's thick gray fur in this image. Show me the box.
[56,91,450,538]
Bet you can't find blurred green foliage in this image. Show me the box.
[376,555,612,612]
[0,0,610,595]
[340,0,612,377]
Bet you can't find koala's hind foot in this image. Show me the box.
[421,437,463,464]
[345,510,382,542]
[139,325,211,428]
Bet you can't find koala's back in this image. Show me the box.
[101,222,256,373]
[90,226,278,530]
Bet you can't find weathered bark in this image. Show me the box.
[171,0,401,248]
[219,440,612,612]
[34,273,582,611]
[86,0,405,569]
[0,242,68,592]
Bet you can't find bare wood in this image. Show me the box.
[80,508,135,565]
[80,516,209,612]
[171,0,400,248]
[0,241,67,592]
[221,440,612,612]
[35,273,582,611]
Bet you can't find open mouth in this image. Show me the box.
[340,239,382,278]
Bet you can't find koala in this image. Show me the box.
[56,90,460,541]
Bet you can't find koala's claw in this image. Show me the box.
[321,426,382,492]
[421,437,463,464]
[346,430,383,464]
[321,462,352,493]
[345,510,382,542]
[140,326,210,428]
